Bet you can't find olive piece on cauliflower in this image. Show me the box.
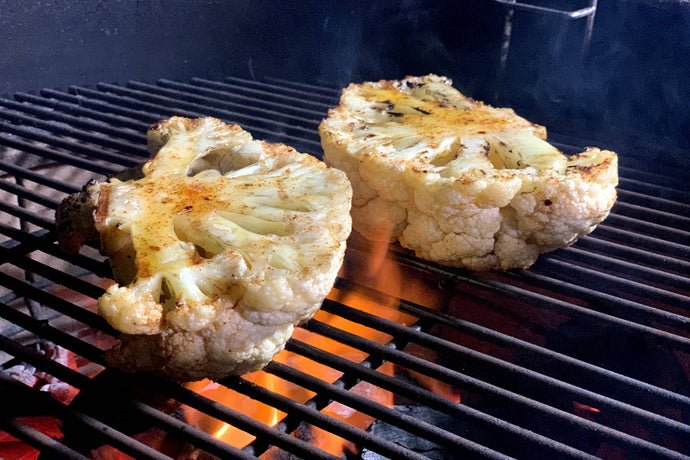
[57,117,352,381]
[319,75,618,270]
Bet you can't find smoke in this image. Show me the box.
[314,1,689,160]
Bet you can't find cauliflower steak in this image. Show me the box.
[319,75,618,270]
[57,117,352,381]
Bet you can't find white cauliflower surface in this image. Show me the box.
[319,75,618,270]
[57,117,352,381]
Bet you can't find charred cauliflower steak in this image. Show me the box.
[57,117,352,381]
[319,75,618,270]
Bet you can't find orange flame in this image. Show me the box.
[185,373,288,449]
[182,233,453,456]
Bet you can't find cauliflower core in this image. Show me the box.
[57,117,352,381]
[319,75,618,270]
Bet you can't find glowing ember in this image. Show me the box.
[402,343,461,403]
[0,416,64,460]
[0,341,83,460]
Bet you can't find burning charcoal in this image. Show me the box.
[362,406,458,460]
[3,363,39,387]
[1,341,78,404]
[38,381,75,406]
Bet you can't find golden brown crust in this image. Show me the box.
[57,116,352,381]
[319,75,618,270]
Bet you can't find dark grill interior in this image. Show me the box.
[0,75,689,459]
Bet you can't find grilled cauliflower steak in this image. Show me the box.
[57,117,352,381]
[319,75,617,270]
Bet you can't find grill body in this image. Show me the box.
[1,1,689,459]
[0,75,688,460]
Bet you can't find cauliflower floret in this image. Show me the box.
[57,117,352,381]
[319,75,617,270]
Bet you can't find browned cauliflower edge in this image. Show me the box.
[318,75,618,271]
[56,117,352,381]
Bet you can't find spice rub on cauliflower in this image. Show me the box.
[57,117,352,381]
[319,75,618,270]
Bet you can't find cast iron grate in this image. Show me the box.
[0,75,688,459]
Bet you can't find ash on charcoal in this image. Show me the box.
[361,405,457,460]
[1,341,77,405]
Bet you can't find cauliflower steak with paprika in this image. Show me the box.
[57,117,352,381]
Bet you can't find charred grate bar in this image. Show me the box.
[0,75,688,459]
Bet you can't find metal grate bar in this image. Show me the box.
[157,79,324,124]
[0,201,55,232]
[6,94,147,145]
[313,301,690,438]
[536,254,690,308]
[218,76,338,107]
[94,82,321,150]
[263,76,342,96]
[0,318,259,459]
[0,102,149,158]
[617,176,690,202]
[591,222,690,259]
[129,401,257,460]
[67,86,173,123]
[332,276,690,411]
[0,298,340,459]
[5,357,256,460]
[515,267,690,331]
[304,308,688,459]
[617,166,689,192]
[0,177,63,211]
[617,188,690,217]
[0,299,107,365]
[15,91,152,134]
[604,212,690,243]
[0,160,81,195]
[0,249,105,301]
[0,341,173,460]
[612,201,690,232]
[352,295,689,424]
[471,273,690,351]
[287,335,598,459]
[0,224,110,279]
[222,373,435,460]
[148,377,342,460]
[0,271,109,332]
[127,80,320,138]
[1,258,458,459]
[0,125,140,170]
[0,412,89,460]
[351,239,690,351]
[266,358,522,460]
[575,235,690,275]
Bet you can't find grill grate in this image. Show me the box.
[0,75,689,459]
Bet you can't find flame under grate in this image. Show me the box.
[0,75,688,459]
